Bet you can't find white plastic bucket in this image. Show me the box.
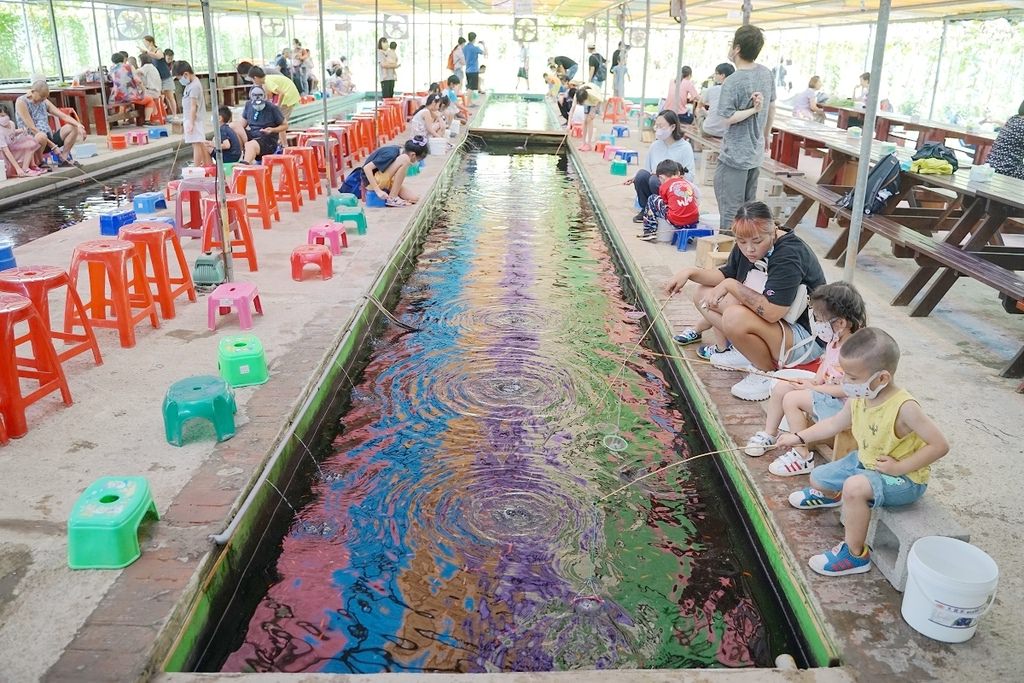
[770,368,816,396]
[428,137,447,155]
[181,166,207,179]
[656,218,674,243]
[902,536,998,643]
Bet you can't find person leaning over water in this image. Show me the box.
[339,137,429,207]
[664,201,826,402]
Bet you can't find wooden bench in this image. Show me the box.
[778,174,843,230]
[93,102,145,135]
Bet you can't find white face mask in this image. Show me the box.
[809,308,836,343]
[842,370,887,400]
[655,127,671,141]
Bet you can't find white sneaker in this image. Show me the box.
[709,348,751,370]
[731,372,773,401]
[744,431,776,457]
[768,449,815,476]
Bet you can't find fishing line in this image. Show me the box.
[599,445,752,500]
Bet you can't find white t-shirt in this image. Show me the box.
[138,63,161,97]
[701,84,729,137]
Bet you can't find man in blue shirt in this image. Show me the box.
[462,32,486,93]
[238,86,287,164]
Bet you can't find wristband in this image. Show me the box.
[794,432,806,445]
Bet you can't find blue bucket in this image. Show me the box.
[365,192,388,208]
[0,238,15,272]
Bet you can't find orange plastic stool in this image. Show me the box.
[118,223,197,320]
[200,195,258,272]
[108,134,128,150]
[283,146,323,200]
[0,293,73,438]
[603,97,628,123]
[305,138,343,179]
[68,239,160,349]
[348,118,372,159]
[0,265,102,367]
[175,177,217,239]
[58,107,82,126]
[149,97,167,124]
[231,165,280,230]
[165,180,181,204]
[261,155,303,212]
[290,245,333,281]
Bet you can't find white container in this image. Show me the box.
[428,137,447,155]
[448,120,461,137]
[902,536,998,643]
[655,218,674,243]
[181,166,207,179]
[969,164,995,183]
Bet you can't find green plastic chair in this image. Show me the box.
[68,476,159,570]
[329,204,367,235]
[218,334,269,387]
[163,375,237,446]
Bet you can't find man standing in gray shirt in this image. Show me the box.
[714,25,775,232]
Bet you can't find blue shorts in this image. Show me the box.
[782,321,825,367]
[811,391,844,421]
[811,450,927,507]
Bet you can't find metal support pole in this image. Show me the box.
[318,0,337,188]
[90,2,109,120]
[21,2,37,78]
[374,0,379,143]
[186,2,195,65]
[843,0,891,283]
[927,20,947,120]
[639,0,650,114]
[863,23,873,73]
[256,13,265,63]
[673,1,686,111]
[427,0,432,81]
[742,0,752,25]
[200,0,234,282]
[412,0,417,93]
[604,10,610,97]
[245,0,255,59]
[47,0,65,82]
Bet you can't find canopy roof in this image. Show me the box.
[93,0,1024,27]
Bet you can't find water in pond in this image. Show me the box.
[212,150,798,673]
[0,156,181,247]
[475,98,559,131]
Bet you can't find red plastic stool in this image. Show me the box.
[283,146,323,200]
[306,222,348,254]
[0,414,7,445]
[200,195,258,272]
[602,97,628,123]
[68,239,160,348]
[306,138,344,178]
[570,123,583,138]
[149,97,167,124]
[290,245,333,281]
[118,223,197,319]
[165,180,181,204]
[0,265,102,367]
[231,165,279,230]
[108,134,128,150]
[0,293,73,438]
[207,282,263,331]
[174,177,217,239]
[261,155,303,212]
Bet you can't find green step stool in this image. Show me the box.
[68,476,159,570]
[328,194,358,216]
[218,334,269,387]
[329,204,367,235]
[193,251,227,287]
[163,375,237,447]
[610,159,628,176]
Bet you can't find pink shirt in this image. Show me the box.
[820,339,844,385]
[666,78,699,115]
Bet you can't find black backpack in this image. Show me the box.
[912,142,959,172]
[595,56,607,82]
[835,153,901,216]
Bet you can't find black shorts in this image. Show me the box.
[254,135,278,158]
[517,68,528,79]
[466,72,480,90]
[47,130,64,148]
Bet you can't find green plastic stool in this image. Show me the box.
[406,162,420,177]
[222,162,236,178]
[193,251,227,287]
[329,204,367,235]
[218,334,269,387]
[610,160,628,176]
[68,476,159,570]
[163,375,237,447]
[328,194,358,218]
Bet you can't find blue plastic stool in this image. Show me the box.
[598,134,615,144]
[99,209,137,236]
[672,227,715,251]
[615,149,639,165]
[0,238,15,271]
[132,192,167,214]
[611,125,630,138]
[162,375,237,446]
[146,216,176,229]
[147,126,170,139]
[75,142,98,158]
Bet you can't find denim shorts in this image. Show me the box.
[811,391,844,422]
[782,322,825,367]
[811,450,927,507]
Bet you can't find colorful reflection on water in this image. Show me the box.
[475,97,558,131]
[218,151,793,673]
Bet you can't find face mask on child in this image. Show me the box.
[842,371,887,400]
[655,127,671,141]
[809,309,837,343]
[178,75,189,86]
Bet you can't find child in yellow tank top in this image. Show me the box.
[775,328,949,577]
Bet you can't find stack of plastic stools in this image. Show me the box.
[329,198,367,235]
[291,244,333,281]
[218,335,268,387]
[132,192,167,215]
[163,375,237,446]
[232,165,279,230]
[307,222,348,254]
[200,195,258,272]
[125,130,149,146]
[208,282,263,331]
[147,126,169,139]
[602,146,623,161]
[306,138,343,179]
[261,154,303,212]
[615,149,640,165]
[67,477,159,569]
[611,124,630,138]
[672,226,716,251]
[175,177,217,239]
[193,251,226,287]
[0,292,73,438]
[610,160,628,176]
[75,142,98,158]
[282,146,322,200]
[118,222,197,319]
[68,239,160,348]
[602,97,628,123]
[0,265,102,366]
[108,134,128,150]
[99,209,137,236]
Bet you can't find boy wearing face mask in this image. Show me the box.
[238,86,287,164]
[776,328,949,577]
[173,61,212,167]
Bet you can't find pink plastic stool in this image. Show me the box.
[207,282,263,331]
[290,245,333,281]
[602,146,623,161]
[306,222,349,255]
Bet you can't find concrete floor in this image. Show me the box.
[0,98,1020,682]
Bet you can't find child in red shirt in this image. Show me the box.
[640,160,700,240]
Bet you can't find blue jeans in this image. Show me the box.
[811,450,927,507]
[566,64,578,80]
[633,169,660,209]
